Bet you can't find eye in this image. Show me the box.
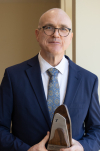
[61,27,66,30]
[60,27,69,33]
[45,26,53,30]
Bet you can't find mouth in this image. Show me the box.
[48,38,61,45]
[49,41,60,44]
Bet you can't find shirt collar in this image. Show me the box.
[38,52,68,75]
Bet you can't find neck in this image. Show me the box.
[40,51,64,66]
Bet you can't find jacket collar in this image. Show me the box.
[26,55,51,129]
[64,56,82,109]
[25,55,82,127]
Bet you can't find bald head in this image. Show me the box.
[38,8,72,29]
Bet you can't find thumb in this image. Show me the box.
[41,131,50,145]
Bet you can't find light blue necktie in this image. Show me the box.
[47,68,60,121]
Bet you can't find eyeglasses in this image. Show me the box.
[38,25,71,37]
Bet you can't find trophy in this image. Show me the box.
[47,104,72,151]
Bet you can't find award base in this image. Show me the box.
[47,144,67,151]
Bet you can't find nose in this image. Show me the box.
[52,28,60,38]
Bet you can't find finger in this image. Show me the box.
[72,138,76,144]
[47,131,50,135]
[41,132,50,144]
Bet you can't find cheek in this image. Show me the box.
[38,36,48,48]
[62,40,68,49]
[63,38,71,49]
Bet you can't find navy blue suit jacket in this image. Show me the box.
[0,55,100,151]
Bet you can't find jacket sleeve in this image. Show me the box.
[79,76,100,151]
[0,69,31,151]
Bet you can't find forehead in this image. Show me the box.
[39,10,71,28]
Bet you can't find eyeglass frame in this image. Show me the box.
[38,25,71,37]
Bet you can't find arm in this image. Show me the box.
[61,76,100,151]
[0,69,31,151]
[78,76,100,151]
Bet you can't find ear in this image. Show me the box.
[35,29,39,42]
[69,32,73,44]
[70,32,73,40]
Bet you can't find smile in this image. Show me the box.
[49,42,60,44]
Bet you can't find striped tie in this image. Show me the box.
[47,68,60,121]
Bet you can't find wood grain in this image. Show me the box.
[48,104,72,148]
[49,128,68,146]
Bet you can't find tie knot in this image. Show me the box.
[47,68,59,77]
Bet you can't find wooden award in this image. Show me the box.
[47,104,72,151]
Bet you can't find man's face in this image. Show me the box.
[35,9,73,59]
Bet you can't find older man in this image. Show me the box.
[0,8,100,151]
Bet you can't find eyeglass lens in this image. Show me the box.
[43,26,70,37]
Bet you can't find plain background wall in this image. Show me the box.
[0,0,60,83]
[75,0,100,98]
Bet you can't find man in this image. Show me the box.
[0,8,100,151]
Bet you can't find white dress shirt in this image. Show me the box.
[38,53,69,105]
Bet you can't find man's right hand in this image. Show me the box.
[28,132,50,151]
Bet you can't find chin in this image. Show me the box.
[48,50,63,56]
[48,47,62,52]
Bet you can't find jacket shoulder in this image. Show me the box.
[65,55,98,80]
[6,55,38,72]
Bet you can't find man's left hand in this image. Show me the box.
[60,139,84,151]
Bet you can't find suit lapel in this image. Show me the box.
[25,55,51,129]
[64,57,82,109]
[25,55,82,128]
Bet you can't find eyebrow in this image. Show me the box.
[43,23,69,28]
